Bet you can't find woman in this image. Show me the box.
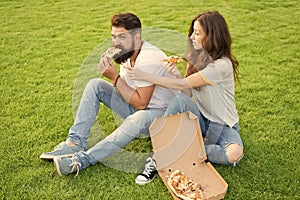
[127,11,244,185]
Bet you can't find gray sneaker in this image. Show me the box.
[40,142,83,160]
[54,156,82,176]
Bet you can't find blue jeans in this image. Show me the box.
[165,93,243,166]
[68,78,165,170]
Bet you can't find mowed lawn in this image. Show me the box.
[0,0,299,199]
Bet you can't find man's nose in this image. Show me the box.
[112,38,121,46]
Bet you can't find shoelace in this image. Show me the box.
[69,156,82,177]
[143,159,156,177]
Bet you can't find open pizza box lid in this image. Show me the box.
[149,112,228,200]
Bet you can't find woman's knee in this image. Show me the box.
[226,143,243,163]
[175,93,191,102]
[165,93,192,115]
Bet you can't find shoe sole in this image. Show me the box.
[53,157,63,176]
[135,174,157,185]
[40,153,74,160]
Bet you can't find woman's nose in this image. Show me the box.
[190,33,194,40]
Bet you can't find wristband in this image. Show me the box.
[113,75,120,87]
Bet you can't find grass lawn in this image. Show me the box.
[0,0,299,199]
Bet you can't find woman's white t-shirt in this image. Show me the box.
[192,57,239,127]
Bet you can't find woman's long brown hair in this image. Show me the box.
[184,11,239,82]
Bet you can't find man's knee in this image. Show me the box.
[86,78,102,88]
[106,130,133,148]
[226,143,243,163]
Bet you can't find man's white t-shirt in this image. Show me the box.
[193,57,239,127]
[120,41,178,109]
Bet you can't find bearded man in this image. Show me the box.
[40,13,178,177]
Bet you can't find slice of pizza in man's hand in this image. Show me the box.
[106,47,121,58]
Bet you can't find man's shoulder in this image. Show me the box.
[135,41,167,69]
[141,41,165,56]
[141,41,157,49]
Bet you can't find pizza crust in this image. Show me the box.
[167,170,204,200]
[162,56,183,64]
[106,47,121,58]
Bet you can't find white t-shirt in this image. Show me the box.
[192,57,239,127]
[120,41,178,109]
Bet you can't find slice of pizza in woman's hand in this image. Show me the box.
[162,56,183,64]
[106,47,122,58]
[167,170,204,200]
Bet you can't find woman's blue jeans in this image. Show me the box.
[165,93,243,166]
[68,78,165,170]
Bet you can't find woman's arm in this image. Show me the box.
[127,67,207,91]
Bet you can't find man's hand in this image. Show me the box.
[98,54,119,81]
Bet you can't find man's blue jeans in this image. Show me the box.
[165,93,243,166]
[68,78,165,169]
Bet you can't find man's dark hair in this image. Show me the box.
[111,12,141,31]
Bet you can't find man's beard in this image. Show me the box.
[113,42,135,64]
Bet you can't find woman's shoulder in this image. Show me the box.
[214,57,232,66]
[212,57,232,72]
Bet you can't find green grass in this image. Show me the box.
[1,0,299,199]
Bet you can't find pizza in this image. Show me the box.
[106,47,121,58]
[162,56,183,64]
[167,170,204,200]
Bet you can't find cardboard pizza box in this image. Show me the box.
[149,112,228,200]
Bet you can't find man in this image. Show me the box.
[40,13,177,177]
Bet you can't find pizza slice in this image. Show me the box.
[167,170,204,200]
[106,47,121,58]
[162,56,183,64]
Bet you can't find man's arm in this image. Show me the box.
[114,77,154,110]
[98,55,154,110]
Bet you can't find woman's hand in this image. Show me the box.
[124,64,150,81]
[164,62,182,78]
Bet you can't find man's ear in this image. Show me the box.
[133,32,141,44]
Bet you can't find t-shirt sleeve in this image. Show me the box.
[198,62,222,85]
[134,62,165,87]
